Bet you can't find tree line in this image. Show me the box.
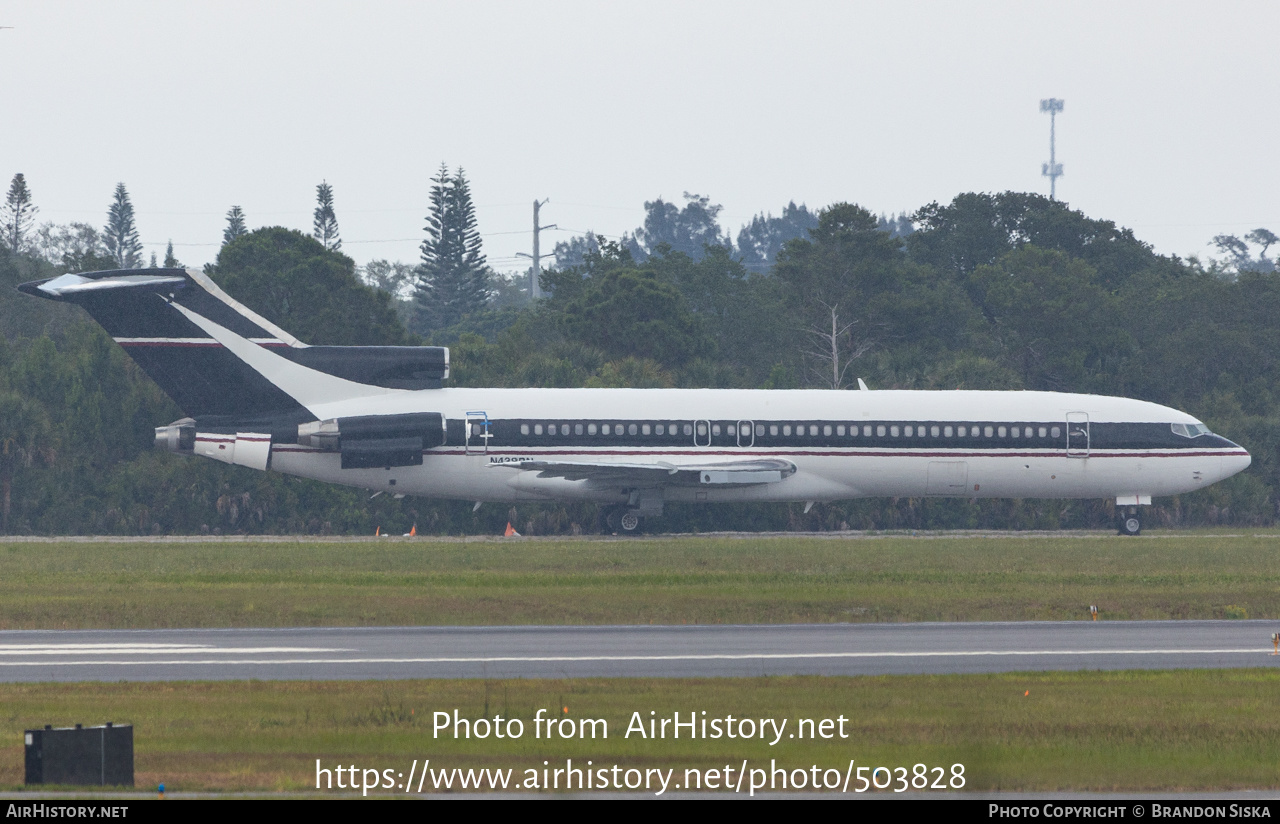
[1,171,1277,535]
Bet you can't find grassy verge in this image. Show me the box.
[1,534,1278,628]
[1,670,1278,793]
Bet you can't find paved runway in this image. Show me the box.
[1,621,1278,681]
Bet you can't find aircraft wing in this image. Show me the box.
[494,458,796,486]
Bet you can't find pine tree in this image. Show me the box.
[414,164,489,331]
[224,206,248,245]
[312,181,341,251]
[2,173,38,254]
[163,240,181,268]
[102,182,143,268]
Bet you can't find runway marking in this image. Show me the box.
[0,648,1273,667]
[0,644,349,656]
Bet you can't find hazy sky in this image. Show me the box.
[2,1,1277,273]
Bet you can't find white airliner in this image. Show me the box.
[21,268,1251,535]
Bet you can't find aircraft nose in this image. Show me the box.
[1220,444,1251,480]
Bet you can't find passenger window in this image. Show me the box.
[656,424,665,435]
[628,423,638,436]
[1038,426,1046,438]
[823,425,832,437]
[957,426,966,437]
[534,424,544,435]
[877,425,886,437]
[712,424,721,436]
[684,423,694,436]
[984,426,994,438]
[931,426,940,437]
[575,423,584,435]
[998,426,1007,437]
[1025,427,1033,438]
[903,425,912,437]
[697,422,707,436]
[770,425,779,436]
[891,425,901,437]
[755,424,765,437]
[588,423,598,435]
[520,424,530,435]
[837,425,846,436]
[783,425,792,436]
[642,424,651,435]
[944,426,953,437]
[863,425,872,437]
[1051,426,1061,438]
[1010,426,1019,439]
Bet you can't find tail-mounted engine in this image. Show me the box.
[155,417,272,471]
[155,418,196,453]
[297,412,446,469]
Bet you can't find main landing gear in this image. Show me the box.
[603,506,642,534]
[1117,508,1142,536]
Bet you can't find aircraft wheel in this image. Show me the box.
[1118,511,1142,536]
[619,511,641,532]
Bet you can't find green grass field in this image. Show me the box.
[2,670,1278,793]
[1,533,1278,628]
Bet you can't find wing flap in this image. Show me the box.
[495,458,796,486]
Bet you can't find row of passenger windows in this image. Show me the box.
[512,422,1065,439]
[519,422,691,436]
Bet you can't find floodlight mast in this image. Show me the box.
[1040,98,1064,200]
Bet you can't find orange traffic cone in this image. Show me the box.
[408,524,417,536]
[504,522,520,537]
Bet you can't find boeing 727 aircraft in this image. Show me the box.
[20,268,1251,535]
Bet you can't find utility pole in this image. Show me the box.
[1040,98,1064,200]
[516,199,557,300]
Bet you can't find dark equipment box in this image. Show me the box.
[24,724,133,786]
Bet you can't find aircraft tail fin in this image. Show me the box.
[18,268,448,423]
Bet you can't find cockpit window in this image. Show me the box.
[1171,423,1211,438]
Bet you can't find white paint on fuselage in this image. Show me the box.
[305,387,1199,425]
[262,388,1251,506]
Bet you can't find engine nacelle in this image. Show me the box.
[297,412,445,469]
[154,418,196,453]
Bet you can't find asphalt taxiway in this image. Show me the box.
[0,620,1276,681]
